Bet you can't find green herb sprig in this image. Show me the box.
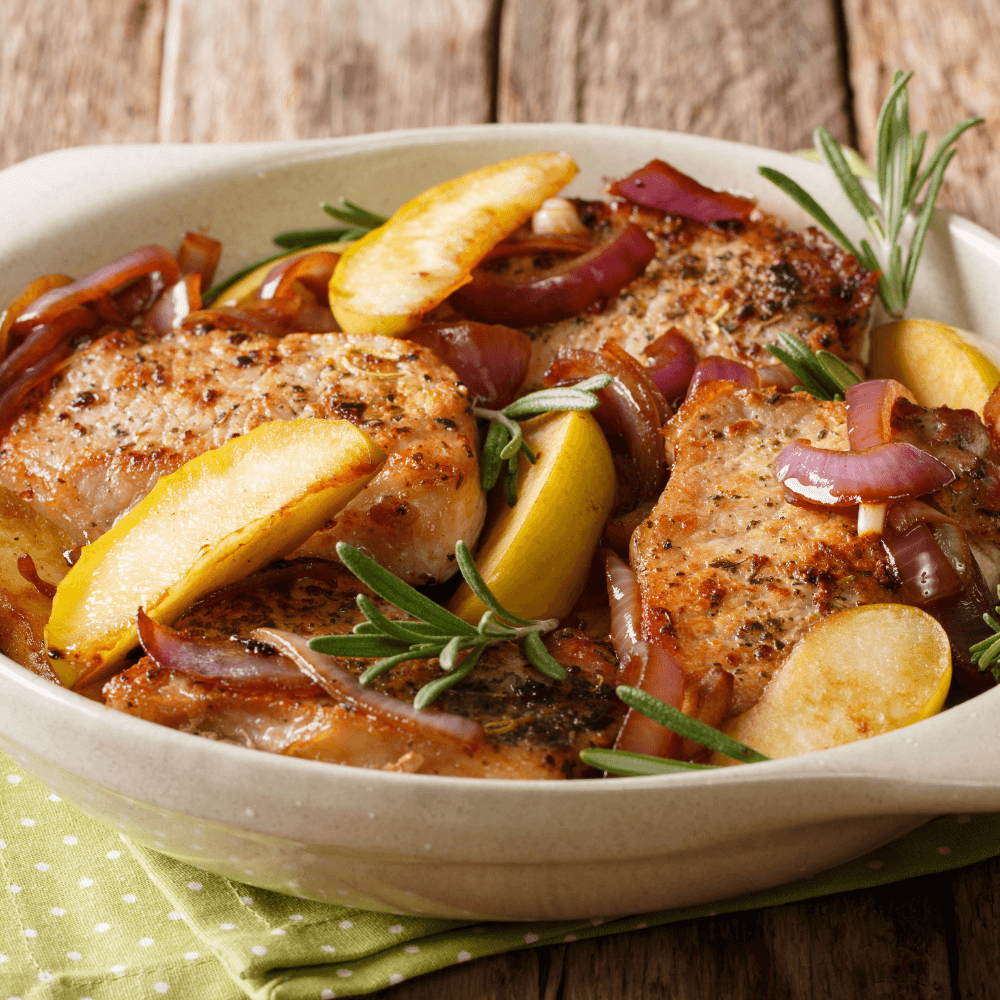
[202,199,388,305]
[579,686,769,777]
[765,330,862,401]
[309,541,565,708]
[759,71,982,316]
[475,375,613,505]
[969,585,1000,682]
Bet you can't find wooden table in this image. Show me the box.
[2,1,998,996]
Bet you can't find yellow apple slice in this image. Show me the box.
[870,318,1000,416]
[329,152,579,336]
[45,419,384,688]
[714,604,950,763]
[448,409,615,624]
[217,241,355,306]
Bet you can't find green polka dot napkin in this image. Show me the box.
[3,751,1000,1000]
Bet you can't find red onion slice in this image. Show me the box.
[774,440,956,506]
[545,343,667,508]
[146,274,202,334]
[984,382,1000,453]
[136,610,318,690]
[480,233,593,262]
[608,159,756,224]
[451,221,655,327]
[177,232,223,289]
[181,300,304,335]
[882,524,964,606]
[406,321,531,408]
[255,628,484,752]
[0,274,73,360]
[605,551,685,758]
[845,379,915,450]
[10,246,180,335]
[686,356,760,400]
[257,250,340,302]
[645,332,697,402]
[886,498,961,536]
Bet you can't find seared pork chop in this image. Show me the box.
[630,382,1000,721]
[524,203,878,388]
[0,327,484,584]
[104,560,624,778]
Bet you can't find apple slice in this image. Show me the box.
[870,318,1000,416]
[45,419,384,688]
[329,152,578,336]
[714,604,951,763]
[448,409,615,624]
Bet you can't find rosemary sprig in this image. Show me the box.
[309,540,564,708]
[759,71,982,316]
[475,375,613,505]
[579,685,769,777]
[765,330,862,401]
[202,198,388,305]
[969,585,1000,682]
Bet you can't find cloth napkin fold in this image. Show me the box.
[3,750,1000,1000]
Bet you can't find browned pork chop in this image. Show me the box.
[0,328,484,584]
[524,202,878,388]
[630,382,1000,721]
[104,560,624,779]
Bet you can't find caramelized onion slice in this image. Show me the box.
[10,246,180,335]
[775,440,956,506]
[845,379,915,450]
[545,342,667,507]
[609,159,756,224]
[146,274,202,334]
[605,551,685,758]
[645,332,697,402]
[136,610,316,690]
[481,233,593,262]
[258,250,340,302]
[0,274,73,360]
[686,356,760,400]
[181,299,303,334]
[451,221,655,327]
[177,232,223,289]
[255,628,484,752]
[406,321,530,408]
[882,524,964,606]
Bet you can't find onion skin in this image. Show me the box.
[605,551,685,758]
[608,159,756,224]
[255,628,484,752]
[774,440,956,506]
[845,379,915,450]
[137,610,317,692]
[686,356,760,400]
[9,245,180,336]
[882,524,964,606]
[545,343,667,508]
[405,321,531,408]
[451,221,655,327]
[645,332,697,402]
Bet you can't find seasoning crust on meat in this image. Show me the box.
[104,560,624,779]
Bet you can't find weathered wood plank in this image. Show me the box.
[0,0,166,169]
[843,0,1000,235]
[947,856,1000,1000]
[497,0,853,150]
[158,0,498,142]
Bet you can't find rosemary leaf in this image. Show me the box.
[454,540,533,627]
[503,454,520,507]
[354,594,437,645]
[480,419,507,492]
[322,199,389,229]
[913,117,984,200]
[335,542,479,638]
[523,629,568,681]
[903,148,954,303]
[439,635,472,672]
[617,685,770,764]
[359,647,443,685]
[306,634,413,658]
[580,748,719,777]
[816,351,863,394]
[414,645,485,709]
[501,386,606,420]
[272,227,354,249]
[814,126,879,230]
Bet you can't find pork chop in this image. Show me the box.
[0,327,485,584]
[104,560,624,778]
[524,202,879,388]
[630,382,1000,722]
